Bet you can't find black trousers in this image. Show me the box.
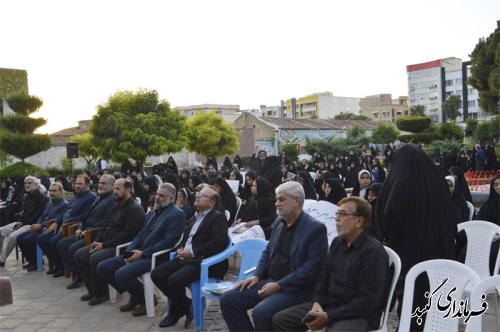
[272,301,370,332]
[74,245,115,297]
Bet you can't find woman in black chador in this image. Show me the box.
[375,144,456,330]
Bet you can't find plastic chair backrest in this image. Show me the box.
[399,259,480,332]
[235,196,242,220]
[466,275,500,332]
[371,246,401,332]
[465,201,474,221]
[457,220,500,279]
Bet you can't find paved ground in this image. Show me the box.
[0,254,498,332]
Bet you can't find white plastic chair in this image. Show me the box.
[369,246,401,332]
[224,210,230,222]
[109,236,183,317]
[399,259,480,332]
[234,196,242,220]
[465,201,474,221]
[457,220,500,279]
[466,275,500,332]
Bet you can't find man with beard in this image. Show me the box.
[37,175,96,276]
[96,183,185,315]
[0,176,49,266]
[17,182,69,271]
[73,178,145,306]
[272,197,389,332]
[57,174,116,289]
[251,150,282,190]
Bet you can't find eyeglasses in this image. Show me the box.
[335,210,359,218]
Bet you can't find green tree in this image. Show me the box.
[490,116,500,142]
[469,20,500,115]
[0,90,51,161]
[409,105,426,116]
[474,121,491,144]
[90,89,187,170]
[333,113,369,120]
[439,122,464,140]
[279,143,299,162]
[442,95,462,121]
[184,111,239,159]
[465,116,478,137]
[371,122,399,144]
[72,133,99,170]
[346,125,365,140]
[396,116,432,133]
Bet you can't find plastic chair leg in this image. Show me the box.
[109,285,117,304]
[36,243,43,272]
[142,273,155,318]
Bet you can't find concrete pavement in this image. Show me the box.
[1,253,498,332]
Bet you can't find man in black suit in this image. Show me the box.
[151,186,228,328]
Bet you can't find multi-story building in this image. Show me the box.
[359,94,408,123]
[407,57,485,123]
[282,92,360,119]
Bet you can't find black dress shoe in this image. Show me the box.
[81,293,94,301]
[66,278,82,289]
[88,295,109,306]
[159,315,181,328]
[184,299,194,328]
[26,264,38,272]
[52,270,65,278]
[119,297,137,312]
[46,266,56,275]
[0,261,5,267]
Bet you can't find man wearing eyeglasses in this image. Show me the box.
[272,196,389,332]
[151,186,228,328]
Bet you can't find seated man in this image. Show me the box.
[272,196,389,332]
[0,176,49,266]
[151,186,228,328]
[57,174,116,289]
[220,181,328,332]
[36,174,95,276]
[17,182,68,271]
[73,178,145,305]
[96,183,185,315]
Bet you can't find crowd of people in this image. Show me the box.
[0,141,498,331]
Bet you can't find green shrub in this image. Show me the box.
[396,116,432,133]
[398,132,438,144]
[0,162,43,178]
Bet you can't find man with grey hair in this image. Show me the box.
[17,182,69,271]
[58,174,117,289]
[220,181,328,332]
[96,183,186,314]
[0,176,49,266]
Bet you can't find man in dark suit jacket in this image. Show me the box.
[151,186,228,328]
[95,183,185,314]
[220,181,328,332]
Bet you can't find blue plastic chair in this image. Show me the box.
[199,238,268,332]
[168,236,232,330]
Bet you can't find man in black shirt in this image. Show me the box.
[273,196,389,332]
[220,181,328,332]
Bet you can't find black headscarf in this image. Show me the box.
[376,144,457,275]
[189,174,203,190]
[296,171,316,200]
[223,157,233,170]
[324,178,346,205]
[250,151,282,190]
[179,169,191,189]
[448,166,473,203]
[165,156,178,174]
[212,177,237,225]
[477,174,500,225]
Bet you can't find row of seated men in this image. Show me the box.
[6,174,389,331]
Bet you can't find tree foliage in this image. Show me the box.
[0,90,51,161]
[396,116,432,133]
[469,20,500,115]
[442,95,462,121]
[371,122,399,144]
[304,128,369,159]
[184,111,240,158]
[409,104,426,116]
[346,125,365,140]
[279,144,299,162]
[333,113,369,120]
[90,89,187,170]
[474,121,491,144]
[465,116,478,137]
[72,133,100,170]
[439,122,464,140]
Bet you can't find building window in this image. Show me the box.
[468,100,476,107]
[445,79,453,87]
[455,78,462,85]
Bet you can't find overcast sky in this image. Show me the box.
[2,0,499,133]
